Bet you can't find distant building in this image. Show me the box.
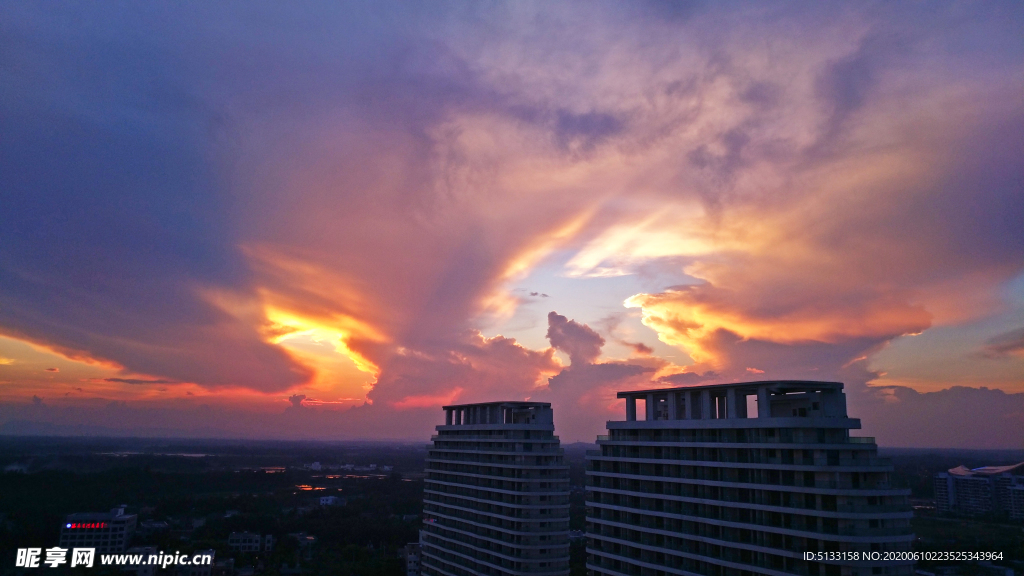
[934,462,1024,517]
[178,550,215,576]
[228,532,271,553]
[319,496,346,506]
[287,532,317,560]
[59,506,137,554]
[121,546,157,576]
[137,519,169,538]
[211,558,234,576]
[1011,483,1024,520]
[421,401,571,576]
[588,381,915,576]
[403,542,421,576]
[310,462,322,471]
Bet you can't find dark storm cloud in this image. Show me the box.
[624,341,654,356]
[980,327,1024,359]
[854,386,1024,449]
[0,3,320,390]
[657,371,716,385]
[0,2,490,392]
[104,378,177,385]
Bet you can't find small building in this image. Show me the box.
[318,496,346,507]
[287,532,317,560]
[59,506,137,554]
[309,462,322,471]
[121,546,157,576]
[228,532,267,553]
[403,543,421,576]
[137,520,169,539]
[178,550,214,576]
[211,558,234,576]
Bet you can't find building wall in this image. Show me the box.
[1009,484,1024,521]
[420,402,571,576]
[934,467,1024,517]
[933,474,952,513]
[59,513,136,554]
[586,382,915,576]
[950,476,994,516]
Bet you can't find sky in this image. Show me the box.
[1,1,1022,448]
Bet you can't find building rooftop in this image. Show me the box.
[948,462,1024,477]
[65,507,133,522]
[610,380,851,427]
[439,400,554,429]
[442,400,551,409]
[616,380,843,398]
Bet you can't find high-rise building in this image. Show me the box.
[934,462,1024,517]
[59,506,136,554]
[421,401,571,576]
[585,381,914,576]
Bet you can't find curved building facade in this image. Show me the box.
[585,381,914,576]
[422,401,571,576]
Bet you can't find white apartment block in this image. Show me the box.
[421,402,571,576]
[586,381,914,576]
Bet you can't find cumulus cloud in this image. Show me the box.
[0,2,1020,444]
[546,312,605,366]
[538,312,662,439]
[367,331,560,408]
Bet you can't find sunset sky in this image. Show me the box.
[1,2,1022,447]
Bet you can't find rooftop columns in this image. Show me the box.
[757,387,770,419]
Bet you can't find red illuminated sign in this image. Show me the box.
[69,522,107,529]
